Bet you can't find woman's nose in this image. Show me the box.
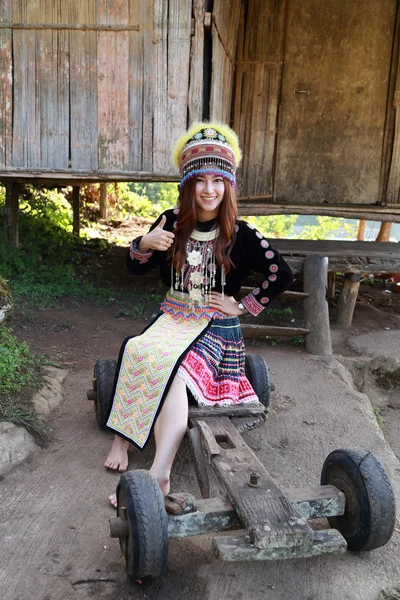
[205,179,214,193]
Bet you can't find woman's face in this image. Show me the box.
[194,174,225,221]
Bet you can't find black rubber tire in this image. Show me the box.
[117,470,169,581]
[94,359,117,429]
[245,354,271,410]
[321,448,396,551]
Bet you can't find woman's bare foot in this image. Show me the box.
[149,469,170,497]
[104,435,130,472]
[107,471,170,509]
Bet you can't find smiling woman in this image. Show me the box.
[103,122,294,508]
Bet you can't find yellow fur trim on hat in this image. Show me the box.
[172,121,242,168]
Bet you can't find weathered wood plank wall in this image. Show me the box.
[233,0,286,199]
[0,1,12,168]
[209,0,241,123]
[66,1,98,171]
[386,6,400,205]
[6,0,193,176]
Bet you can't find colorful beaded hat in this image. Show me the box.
[172,122,242,188]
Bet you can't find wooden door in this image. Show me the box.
[274,0,397,206]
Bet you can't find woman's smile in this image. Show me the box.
[195,174,225,220]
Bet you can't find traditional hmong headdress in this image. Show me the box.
[172,122,242,188]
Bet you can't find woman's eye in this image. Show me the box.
[214,178,223,183]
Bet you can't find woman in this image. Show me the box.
[105,122,293,506]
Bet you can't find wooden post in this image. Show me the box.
[375,222,393,242]
[72,186,80,236]
[357,219,366,241]
[303,256,332,356]
[99,183,107,220]
[327,271,336,300]
[336,273,361,327]
[5,183,21,249]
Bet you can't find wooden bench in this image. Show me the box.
[240,239,400,355]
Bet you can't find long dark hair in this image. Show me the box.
[168,178,238,273]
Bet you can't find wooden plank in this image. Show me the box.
[336,274,362,327]
[188,427,211,499]
[237,202,400,222]
[168,486,346,539]
[188,0,207,123]
[166,0,191,170]
[386,22,400,206]
[64,1,98,171]
[303,256,332,356]
[213,529,347,561]
[12,1,40,167]
[274,0,397,207]
[202,417,313,551]
[241,324,309,339]
[209,0,241,122]
[0,0,12,167]
[269,239,400,259]
[128,0,154,172]
[37,0,69,169]
[233,0,286,197]
[153,0,168,173]
[196,420,221,457]
[168,497,241,539]
[284,485,346,520]
[189,404,266,420]
[97,0,130,171]
[381,2,400,204]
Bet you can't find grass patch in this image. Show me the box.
[0,324,46,440]
[378,590,400,600]
[373,406,385,430]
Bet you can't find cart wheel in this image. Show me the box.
[93,359,116,429]
[245,354,271,409]
[117,470,168,581]
[321,448,396,551]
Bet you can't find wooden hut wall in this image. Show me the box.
[0,1,12,169]
[386,10,400,206]
[2,0,193,177]
[232,0,286,199]
[209,0,241,123]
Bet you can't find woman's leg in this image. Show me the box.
[108,375,188,506]
[104,435,130,472]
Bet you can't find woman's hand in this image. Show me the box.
[208,292,245,316]
[139,215,175,252]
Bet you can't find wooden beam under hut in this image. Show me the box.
[72,186,80,236]
[5,182,20,249]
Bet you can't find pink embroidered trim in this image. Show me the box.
[241,292,264,317]
[129,239,153,264]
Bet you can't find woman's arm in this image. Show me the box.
[238,221,293,316]
[126,211,175,276]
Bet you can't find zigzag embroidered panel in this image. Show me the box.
[106,312,209,448]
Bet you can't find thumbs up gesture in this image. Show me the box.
[138,214,175,252]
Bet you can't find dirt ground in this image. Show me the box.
[1,235,400,600]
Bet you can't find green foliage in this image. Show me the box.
[0,325,44,435]
[78,182,178,223]
[266,307,293,317]
[291,335,305,345]
[0,185,120,307]
[378,589,400,600]
[0,325,38,394]
[373,406,385,430]
[296,216,357,240]
[245,215,297,238]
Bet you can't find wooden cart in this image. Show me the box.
[87,356,396,582]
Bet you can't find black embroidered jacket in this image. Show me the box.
[127,208,293,316]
